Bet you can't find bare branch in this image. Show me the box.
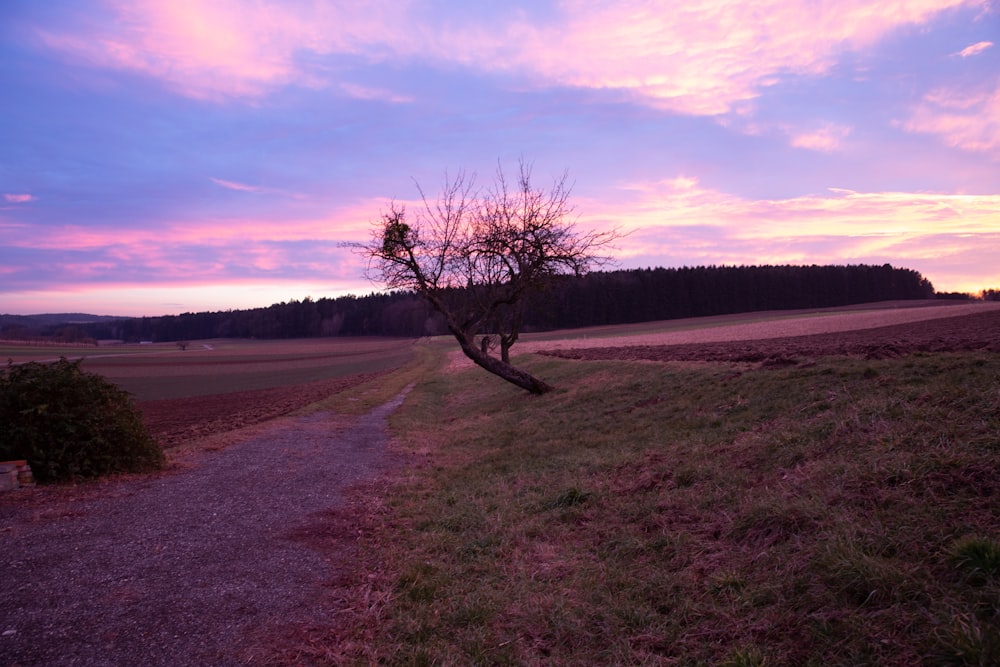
[360,159,620,394]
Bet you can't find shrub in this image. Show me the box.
[0,358,165,483]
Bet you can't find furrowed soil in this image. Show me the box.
[138,370,394,449]
[539,304,1000,365]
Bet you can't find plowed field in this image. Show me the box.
[138,370,392,449]
[540,307,1000,365]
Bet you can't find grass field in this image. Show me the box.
[303,311,1000,666]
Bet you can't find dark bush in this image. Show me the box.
[0,358,165,483]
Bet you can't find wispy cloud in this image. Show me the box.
[789,123,853,152]
[3,193,36,203]
[1,195,384,253]
[583,177,1000,281]
[341,82,413,104]
[209,177,311,200]
[415,0,988,115]
[33,0,406,100]
[210,178,263,193]
[583,176,1000,292]
[902,82,1000,154]
[31,0,988,115]
[605,177,1000,237]
[955,40,994,57]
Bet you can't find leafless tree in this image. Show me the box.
[361,159,619,394]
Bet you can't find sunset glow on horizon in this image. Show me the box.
[2,1,998,317]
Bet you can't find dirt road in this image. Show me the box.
[0,389,409,666]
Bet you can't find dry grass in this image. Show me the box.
[311,332,1000,665]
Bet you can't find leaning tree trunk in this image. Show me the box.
[454,333,552,394]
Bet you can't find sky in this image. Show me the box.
[1,1,998,317]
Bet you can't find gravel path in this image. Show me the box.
[0,389,409,666]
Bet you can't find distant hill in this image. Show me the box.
[0,313,126,327]
[1,313,129,343]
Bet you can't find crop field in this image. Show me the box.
[78,337,414,399]
[522,300,998,349]
[3,336,415,449]
[1,341,156,363]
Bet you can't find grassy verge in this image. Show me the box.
[304,341,446,417]
[322,347,999,666]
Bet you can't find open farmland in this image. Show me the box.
[5,302,1000,664]
[312,301,1000,666]
[540,301,1000,364]
[75,338,415,400]
[4,337,415,449]
[522,300,1000,350]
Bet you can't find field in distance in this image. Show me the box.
[519,299,1000,350]
[3,337,413,400]
[3,337,416,450]
[5,301,997,452]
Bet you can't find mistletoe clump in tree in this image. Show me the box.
[364,159,619,394]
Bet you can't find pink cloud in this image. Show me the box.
[789,123,853,152]
[955,40,994,57]
[582,176,1000,292]
[903,81,1000,153]
[340,82,414,104]
[31,0,988,116]
[33,0,413,101]
[3,193,35,203]
[1,195,383,253]
[210,178,263,193]
[5,177,997,309]
[0,280,374,317]
[476,0,987,115]
[209,177,311,200]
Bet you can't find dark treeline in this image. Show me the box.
[524,263,935,329]
[76,292,438,342]
[6,264,937,343]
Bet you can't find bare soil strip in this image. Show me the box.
[525,301,1000,353]
[0,389,409,667]
[138,370,394,449]
[540,304,1000,364]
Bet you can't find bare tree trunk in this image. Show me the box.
[499,332,516,363]
[454,334,552,394]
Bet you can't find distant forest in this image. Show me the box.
[1,264,954,344]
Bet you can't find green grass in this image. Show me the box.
[322,347,1000,666]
